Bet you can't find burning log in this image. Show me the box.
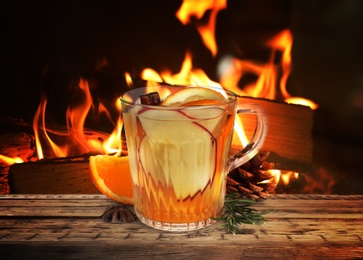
[0,132,36,194]
[8,156,100,194]
[0,123,107,194]
[0,132,36,160]
[238,96,313,171]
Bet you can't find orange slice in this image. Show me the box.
[89,155,133,205]
[161,87,226,106]
[181,99,223,106]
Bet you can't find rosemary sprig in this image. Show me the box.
[212,193,274,235]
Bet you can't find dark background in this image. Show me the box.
[1,0,362,193]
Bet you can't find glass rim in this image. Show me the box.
[120,85,238,109]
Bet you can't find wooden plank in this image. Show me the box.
[8,160,101,194]
[0,218,362,245]
[1,204,362,218]
[1,194,362,217]
[238,97,313,167]
[0,217,362,241]
[0,194,362,258]
[0,243,360,259]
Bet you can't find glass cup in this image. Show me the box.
[120,85,267,231]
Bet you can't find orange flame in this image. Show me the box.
[218,56,278,99]
[218,29,318,110]
[267,29,292,99]
[101,98,123,156]
[268,30,318,109]
[176,0,227,56]
[32,78,123,159]
[0,154,24,166]
[141,52,221,88]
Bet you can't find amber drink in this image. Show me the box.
[121,86,267,231]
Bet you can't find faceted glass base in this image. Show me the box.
[135,210,216,232]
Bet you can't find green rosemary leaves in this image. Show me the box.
[213,193,274,235]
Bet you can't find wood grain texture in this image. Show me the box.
[8,160,101,194]
[238,97,313,166]
[0,194,362,259]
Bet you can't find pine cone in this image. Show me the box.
[227,151,277,200]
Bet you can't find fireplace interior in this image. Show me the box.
[1,0,362,195]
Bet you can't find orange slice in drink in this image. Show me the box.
[181,99,223,106]
[89,155,133,205]
[161,87,226,106]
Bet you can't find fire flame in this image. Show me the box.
[2,1,321,192]
[218,29,318,109]
[176,0,227,56]
[141,52,221,88]
[266,169,299,186]
[0,155,24,166]
[32,78,123,160]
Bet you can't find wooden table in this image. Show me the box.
[0,194,362,259]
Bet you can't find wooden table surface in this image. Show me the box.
[0,194,362,259]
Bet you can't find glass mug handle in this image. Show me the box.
[227,104,268,172]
